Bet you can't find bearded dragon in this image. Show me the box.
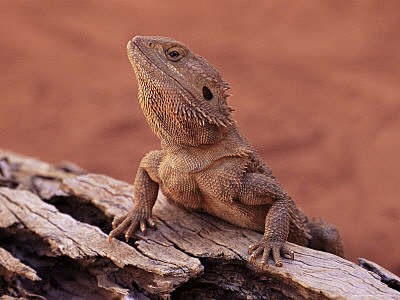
[109,36,344,266]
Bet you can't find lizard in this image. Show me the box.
[109,36,344,267]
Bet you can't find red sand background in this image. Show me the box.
[1,1,399,274]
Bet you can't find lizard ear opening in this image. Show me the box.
[202,86,213,101]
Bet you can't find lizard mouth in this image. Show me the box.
[128,39,190,91]
[127,40,145,72]
[127,40,195,102]
[127,39,188,94]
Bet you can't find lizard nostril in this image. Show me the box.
[148,42,153,47]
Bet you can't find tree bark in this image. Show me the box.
[0,149,399,299]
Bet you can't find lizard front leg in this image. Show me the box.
[109,151,162,242]
[248,197,294,267]
[240,173,294,266]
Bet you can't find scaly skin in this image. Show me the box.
[109,36,344,266]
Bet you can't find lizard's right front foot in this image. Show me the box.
[109,206,155,242]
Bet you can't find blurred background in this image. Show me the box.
[1,1,399,274]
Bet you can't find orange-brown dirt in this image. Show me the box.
[1,1,399,275]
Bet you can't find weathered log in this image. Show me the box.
[0,149,399,299]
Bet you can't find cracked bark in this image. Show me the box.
[0,150,399,300]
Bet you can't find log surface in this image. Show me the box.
[0,149,399,299]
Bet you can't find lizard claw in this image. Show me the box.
[108,207,155,243]
[248,238,294,267]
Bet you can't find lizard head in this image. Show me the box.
[127,36,235,147]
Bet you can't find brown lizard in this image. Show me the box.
[109,36,344,266]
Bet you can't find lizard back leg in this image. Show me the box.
[307,218,344,257]
[287,206,344,257]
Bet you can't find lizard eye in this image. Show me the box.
[166,47,185,62]
[202,86,213,100]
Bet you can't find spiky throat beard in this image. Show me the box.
[135,70,230,147]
